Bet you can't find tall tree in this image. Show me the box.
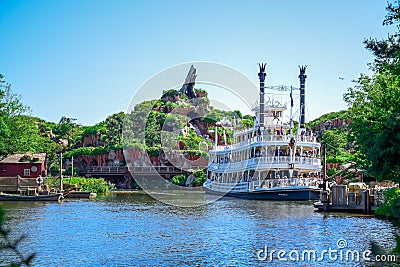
[53,116,80,148]
[0,74,30,116]
[364,0,400,75]
[104,112,125,146]
[344,1,400,180]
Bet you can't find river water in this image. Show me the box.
[0,192,399,266]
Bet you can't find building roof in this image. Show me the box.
[0,153,47,164]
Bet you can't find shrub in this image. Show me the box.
[62,177,115,194]
[327,168,337,177]
[375,188,400,218]
[62,166,79,177]
[192,169,207,187]
[171,174,187,186]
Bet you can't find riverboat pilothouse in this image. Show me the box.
[204,64,322,200]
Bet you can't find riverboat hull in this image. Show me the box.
[205,187,320,201]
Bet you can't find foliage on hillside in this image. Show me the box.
[82,121,107,137]
[122,88,248,158]
[306,110,348,128]
[304,109,354,165]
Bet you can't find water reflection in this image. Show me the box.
[0,192,399,266]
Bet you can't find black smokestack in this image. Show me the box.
[258,63,266,127]
[299,65,307,129]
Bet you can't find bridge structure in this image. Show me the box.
[80,166,192,177]
[79,165,203,188]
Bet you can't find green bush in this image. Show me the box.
[63,145,122,159]
[192,169,207,187]
[375,188,400,218]
[146,146,162,156]
[62,166,79,177]
[49,164,60,177]
[63,177,115,194]
[327,168,337,177]
[171,174,187,186]
[241,119,254,128]
[162,89,179,97]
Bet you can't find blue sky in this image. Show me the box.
[0,0,393,125]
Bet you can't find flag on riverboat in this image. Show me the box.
[290,87,293,107]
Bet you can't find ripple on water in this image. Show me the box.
[0,193,399,266]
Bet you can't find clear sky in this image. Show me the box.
[0,0,393,125]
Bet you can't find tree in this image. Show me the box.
[0,75,62,165]
[233,110,242,119]
[0,115,62,158]
[53,116,81,149]
[145,111,161,148]
[0,74,30,116]
[104,112,125,146]
[179,130,204,150]
[364,0,400,75]
[344,1,400,180]
[322,129,348,157]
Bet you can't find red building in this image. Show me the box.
[0,153,47,178]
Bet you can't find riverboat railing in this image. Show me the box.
[213,134,318,151]
[208,178,321,193]
[210,156,321,170]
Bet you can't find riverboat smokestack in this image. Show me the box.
[258,63,267,128]
[298,65,307,129]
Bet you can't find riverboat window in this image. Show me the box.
[24,169,30,176]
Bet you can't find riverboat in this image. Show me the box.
[204,64,322,200]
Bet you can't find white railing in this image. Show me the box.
[209,178,321,193]
[209,156,321,170]
[84,166,126,173]
[253,178,320,189]
[213,134,318,151]
[208,181,248,192]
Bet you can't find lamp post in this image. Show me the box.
[320,120,332,211]
[71,156,74,178]
[60,152,63,192]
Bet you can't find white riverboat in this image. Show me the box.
[204,64,322,200]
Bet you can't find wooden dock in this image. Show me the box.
[314,185,382,214]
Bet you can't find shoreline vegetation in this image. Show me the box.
[45,177,115,194]
[375,188,400,219]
